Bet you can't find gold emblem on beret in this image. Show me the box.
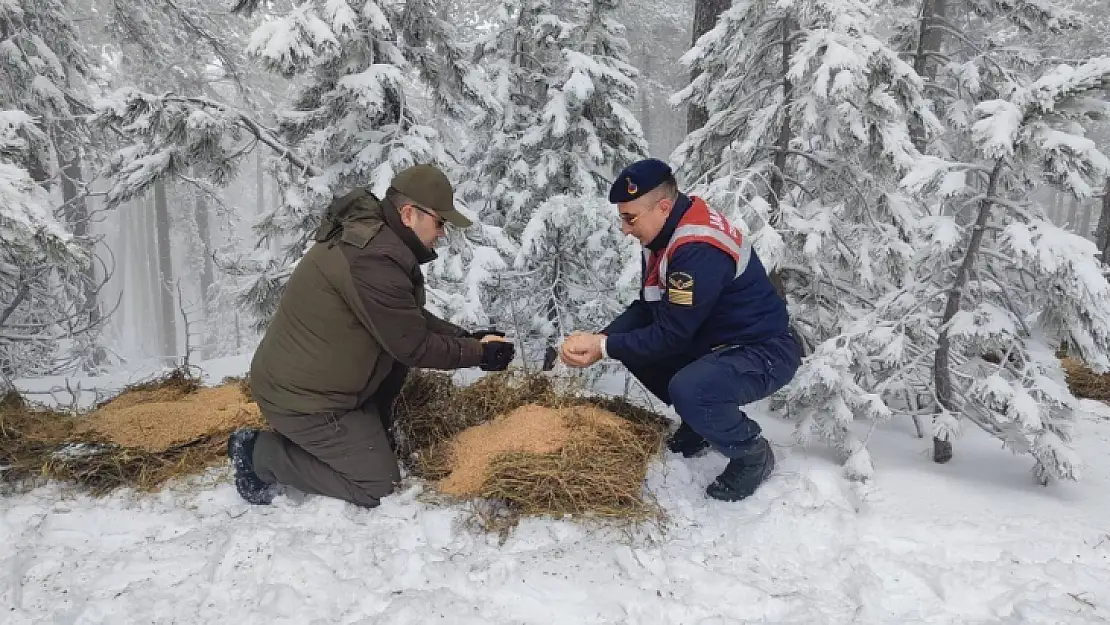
[626,177,638,195]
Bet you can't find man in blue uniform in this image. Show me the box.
[560,158,800,501]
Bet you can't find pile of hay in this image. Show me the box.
[1,368,263,494]
[1062,357,1110,402]
[4,367,669,527]
[394,371,669,523]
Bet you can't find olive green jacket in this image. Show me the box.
[249,189,483,416]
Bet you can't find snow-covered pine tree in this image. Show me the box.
[0,0,105,380]
[93,0,500,331]
[466,0,648,365]
[237,0,508,328]
[423,204,516,329]
[904,59,1110,483]
[0,110,89,384]
[669,0,939,474]
[833,0,1110,474]
[672,0,943,331]
[783,55,1110,483]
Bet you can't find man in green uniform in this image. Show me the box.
[228,164,515,507]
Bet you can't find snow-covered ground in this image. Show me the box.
[4,357,1110,624]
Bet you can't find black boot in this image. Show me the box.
[666,421,711,458]
[227,428,275,505]
[706,436,775,501]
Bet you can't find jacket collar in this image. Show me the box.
[646,193,691,252]
[380,195,438,265]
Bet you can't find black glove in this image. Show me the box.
[480,341,515,371]
[469,328,506,340]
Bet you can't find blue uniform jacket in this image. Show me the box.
[603,194,791,365]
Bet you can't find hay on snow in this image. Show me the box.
[3,366,670,526]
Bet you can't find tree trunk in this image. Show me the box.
[257,150,280,257]
[1096,179,1110,263]
[195,187,215,359]
[154,180,177,364]
[138,196,157,355]
[195,191,214,299]
[1078,198,1094,239]
[686,0,733,133]
[234,311,242,351]
[765,15,795,300]
[59,142,106,369]
[933,159,1004,463]
[1065,195,1079,229]
[638,41,653,154]
[1049,190,1062,224]
[910,0,947,153]
[256,150,266,217]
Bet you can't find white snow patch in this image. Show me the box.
[5,361,1110,623]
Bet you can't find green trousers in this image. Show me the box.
[251,365,407,507]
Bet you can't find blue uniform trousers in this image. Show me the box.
[622,332,801,458]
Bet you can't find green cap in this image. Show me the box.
[389,164,472,228]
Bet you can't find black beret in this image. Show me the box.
[608,158,673,203]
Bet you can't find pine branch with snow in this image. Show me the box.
[463,0,648,355]
[94,0,501,328]
[669,0,950,475]
[671,0,938,345]
[0,111,91,383]
[892,57,1110,481]
[0,1,111,379]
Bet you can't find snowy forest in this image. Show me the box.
[4,0,1110,484]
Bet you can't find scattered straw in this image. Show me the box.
[94,367,200,411]
[6,367,670,528]
[1,366,264,495]
[395,371,669,526]
[222,375,253,402]
[438,404,572,496]
[1,393,83,489]
[81,384,263,452]
[1062,357,1110,402]
[481,406,662,520]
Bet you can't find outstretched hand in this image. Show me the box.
[560,333,604,368]
[480,340,515,371]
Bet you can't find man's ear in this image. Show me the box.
[658,193,675,216]
[398,203,416,227]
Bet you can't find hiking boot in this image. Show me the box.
[666,421,711,458]
[227,428,274,505]
[706,436,775,502]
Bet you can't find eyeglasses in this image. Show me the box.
[618,211,644,225]
[413,204,445,229]
[618,193,678,226]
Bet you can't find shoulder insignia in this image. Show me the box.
[667,271,694,306]
[668,271,694,290]
[668,289,693,306]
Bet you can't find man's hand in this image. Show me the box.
[480,340,515,371]
[560,333,604,368]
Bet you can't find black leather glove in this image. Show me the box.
[469,328,506,340]
[480,341,515,371]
